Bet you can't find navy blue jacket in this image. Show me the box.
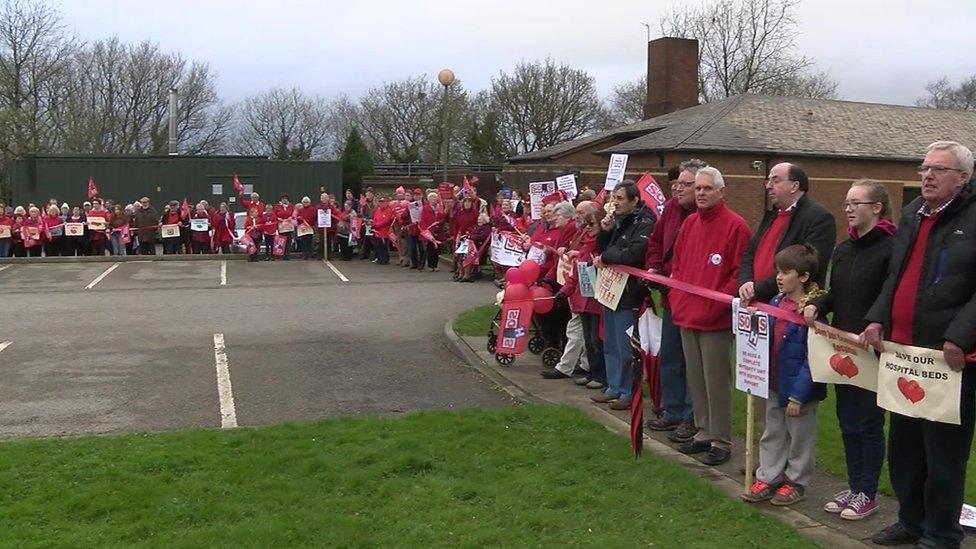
[768,295,827,407]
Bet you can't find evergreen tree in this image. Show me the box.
[340,128,374,194]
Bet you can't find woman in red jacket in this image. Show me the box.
[296,197,317,260]
[243,207,263,261]
[419,192,446,271]
[0,209,13,257]
[43,204,65,257]
[273,194,296,261]
[212,202,236,254]
[261,204,277,260]
[371,197,394,265]
[21,206,45,257]
[190,203,213,254]
[87,198,111,256]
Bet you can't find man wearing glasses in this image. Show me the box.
[738,163,835,305]
[864,141,976,548]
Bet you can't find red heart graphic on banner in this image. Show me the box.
[829,354,859,378]
[897,376,925,404]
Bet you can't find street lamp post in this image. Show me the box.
[437,68,455,185]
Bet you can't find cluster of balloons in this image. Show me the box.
[502,259,553,314]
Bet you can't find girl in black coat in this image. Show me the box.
[804,179,895,520]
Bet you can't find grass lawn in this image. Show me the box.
[0,406,817,548]
[453,302,497,337]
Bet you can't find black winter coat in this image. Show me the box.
[812,225,895,334]
[597,203,656,310]
[739,193,836,303]
[866,179,976,355]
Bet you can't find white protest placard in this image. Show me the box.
[577,263,596,297]
[160,224,180,239]
[296,224,313,237]
[455,238,469,255]
[408,201,422,223]
[960,504,976,529]
[190,218,209,232]
[0,225,10,238]
[64,223,84,237]
[490,231,527,267]
[278,220,294,233]
[317,209,332,228]
[47,224,63,237]
[877,341,962,425]
[732,298,770,399]
[556,255,575,285]
[808,323,879,392]
[242,184,253,195]
[527,244,546,265]
[528,181,555,220]
[87,216,106,231]
[212,184,223,195]
[556,174,578,199]
[595,266,628,311]
[604,153,629,191]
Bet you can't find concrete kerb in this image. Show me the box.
[0,254,312,264]
[442,315,867,549]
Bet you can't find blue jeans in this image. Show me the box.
[836,384,885,498]
[602,306,636,400]
[0,239,10,257]
[110,233,126,256]
[659,308,694,423]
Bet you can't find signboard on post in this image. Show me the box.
[317,209,332,228]
[556,174,578,199]
[604,153,629,191]
[733,298,770,399]
[528,181,555,220]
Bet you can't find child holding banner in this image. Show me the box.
[742,245,826,507]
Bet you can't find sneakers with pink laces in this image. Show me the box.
[823,489,854,513]
[840,492,877,520]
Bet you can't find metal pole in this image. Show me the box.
[441,83,449,183]
[168,88,178,156]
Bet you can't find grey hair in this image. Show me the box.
[696,166,725,189]
[553,201,576,219]
[679,158,708,175]
[927,141,974,175]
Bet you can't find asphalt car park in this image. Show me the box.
[0,258,510,439]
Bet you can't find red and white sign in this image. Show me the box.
[808,323,879,392]
[877,341,962,425]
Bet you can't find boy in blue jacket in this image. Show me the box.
[742,244,827,506]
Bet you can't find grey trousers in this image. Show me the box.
[555,313,589,375]
[681,329,733,451]
[756,390,819,487]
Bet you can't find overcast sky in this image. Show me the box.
[56,0,974,107]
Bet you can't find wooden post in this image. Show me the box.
[744,391,755,492]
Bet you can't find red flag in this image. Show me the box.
[630,302,663,457]
[635,173,666,220]
[87,176,99,199]
[462,176,474,197]
[232,173,244,194]
[593,188,607,208]
[181,198,190,219]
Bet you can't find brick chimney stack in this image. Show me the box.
[643,37,699,120]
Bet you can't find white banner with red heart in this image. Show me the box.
[877,341,961,425]
[807,322,879,392]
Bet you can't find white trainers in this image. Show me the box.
[824,489,854,513]
[585,380,604,389]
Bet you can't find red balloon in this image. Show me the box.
[531,285,554,314]
[519,260,541,283]
[504,266,525,285]
[504,283,531,303]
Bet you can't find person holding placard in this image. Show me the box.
[862,141,976,548]
[802,179,895,521]
[242,207,263,261]
[371,197,394,265]
[63,206,86,256]
[159,201,185,255]
[591,181,656,411]
[190,204,213,254]
[43,204,65,257]
[0,208,12,257]
[316,193,341,260]
[21,206,45,256]
[419,192,445,271]
[273,194,295,261]
[87,198,111,256]
[108,204,128,256]
[741,245,826,507]
[669,167,751,465]
[296,198,317,260]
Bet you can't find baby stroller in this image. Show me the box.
[486,292,566,367]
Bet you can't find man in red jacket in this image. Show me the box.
[371,197,394,265]
[273,194,296,261]
[670,166,752,466]
[645,159,703,441]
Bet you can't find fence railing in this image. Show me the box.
[371,163,504,177]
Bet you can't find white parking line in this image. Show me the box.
[220,260,227,286]
[84,262,121,290]
[0,341,11,354]
[213,333,238,429]
[323,260,349,282]
[0,265,11,273]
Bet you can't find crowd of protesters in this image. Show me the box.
[518,141,974,549]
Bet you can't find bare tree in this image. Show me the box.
[660,0,837,102]
[324,94,361,158]
[490,58,604,154]
[916,75,976,111]
[607,74,646,126]
[0,0,74,157]
[235,87,332,160]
